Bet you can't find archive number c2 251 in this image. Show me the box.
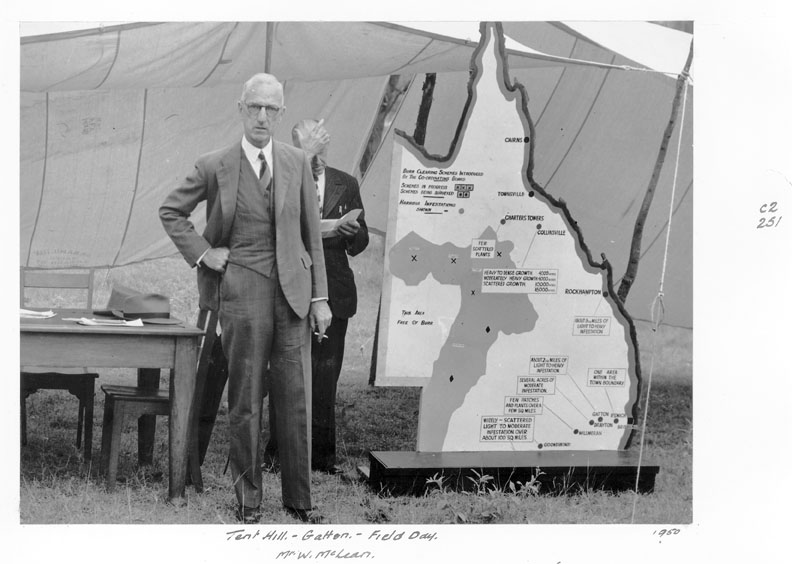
[757,201,782,229]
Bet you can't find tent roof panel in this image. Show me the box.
[21,21,686,93]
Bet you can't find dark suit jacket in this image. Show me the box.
[321,166,369,319]
[159,141,328,319]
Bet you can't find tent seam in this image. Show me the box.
[638,179,693,262]
[25,92,50,267]
[610,178,693,285]
[534,65,568,127]
[21,22,163,45]
[387,39,439,75]
[543,54,616,189]
[94,29,123,89]
[23,253,185,272]
[534,38,577,127]
[549,22,615,56]
[373,22,660,74]
[194,22,240,87]
[111,89,149,267]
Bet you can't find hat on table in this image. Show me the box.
[94,284,181,325]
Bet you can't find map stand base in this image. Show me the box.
[362,450,659,496]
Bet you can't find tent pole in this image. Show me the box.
[264,22,275,73]
[413,73,436,145]
[617,39,694,302]
[359,75,410,177]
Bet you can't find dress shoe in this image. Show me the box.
[285,506,324,524]
[236,505,262,524]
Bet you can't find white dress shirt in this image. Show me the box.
[315,170,326,216]
[241,135,273,177]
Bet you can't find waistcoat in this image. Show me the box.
[227,155,276,277]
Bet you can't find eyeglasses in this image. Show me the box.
[243,102,282,118]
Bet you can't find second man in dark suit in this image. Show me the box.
[266,119,369,474]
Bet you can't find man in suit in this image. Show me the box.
[264,119,369,474]
[159,73,332,524]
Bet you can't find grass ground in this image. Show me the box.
[19,234,692,524]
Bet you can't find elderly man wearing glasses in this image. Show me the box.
[160,73,331,524]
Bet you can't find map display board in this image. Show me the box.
[376,23,641,452]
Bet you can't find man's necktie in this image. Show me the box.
[258,151,274,215]
[258,151,272,188]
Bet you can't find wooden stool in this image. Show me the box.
[100,384,169,490]
[21,371,98,460]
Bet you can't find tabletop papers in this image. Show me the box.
[20,309,56,319]
[71,317,145,327]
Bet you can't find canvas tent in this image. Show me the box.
[19,21,693,327]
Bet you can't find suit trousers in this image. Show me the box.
[265,316,348,470]
[219,262,312,510]
[310,316,348,469]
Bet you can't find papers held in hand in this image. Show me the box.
[320,209,362,238]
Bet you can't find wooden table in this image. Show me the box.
[20,310,205,502]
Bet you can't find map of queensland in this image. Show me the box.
[377,23,641,452]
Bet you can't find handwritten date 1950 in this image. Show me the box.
[652,528,681,541]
